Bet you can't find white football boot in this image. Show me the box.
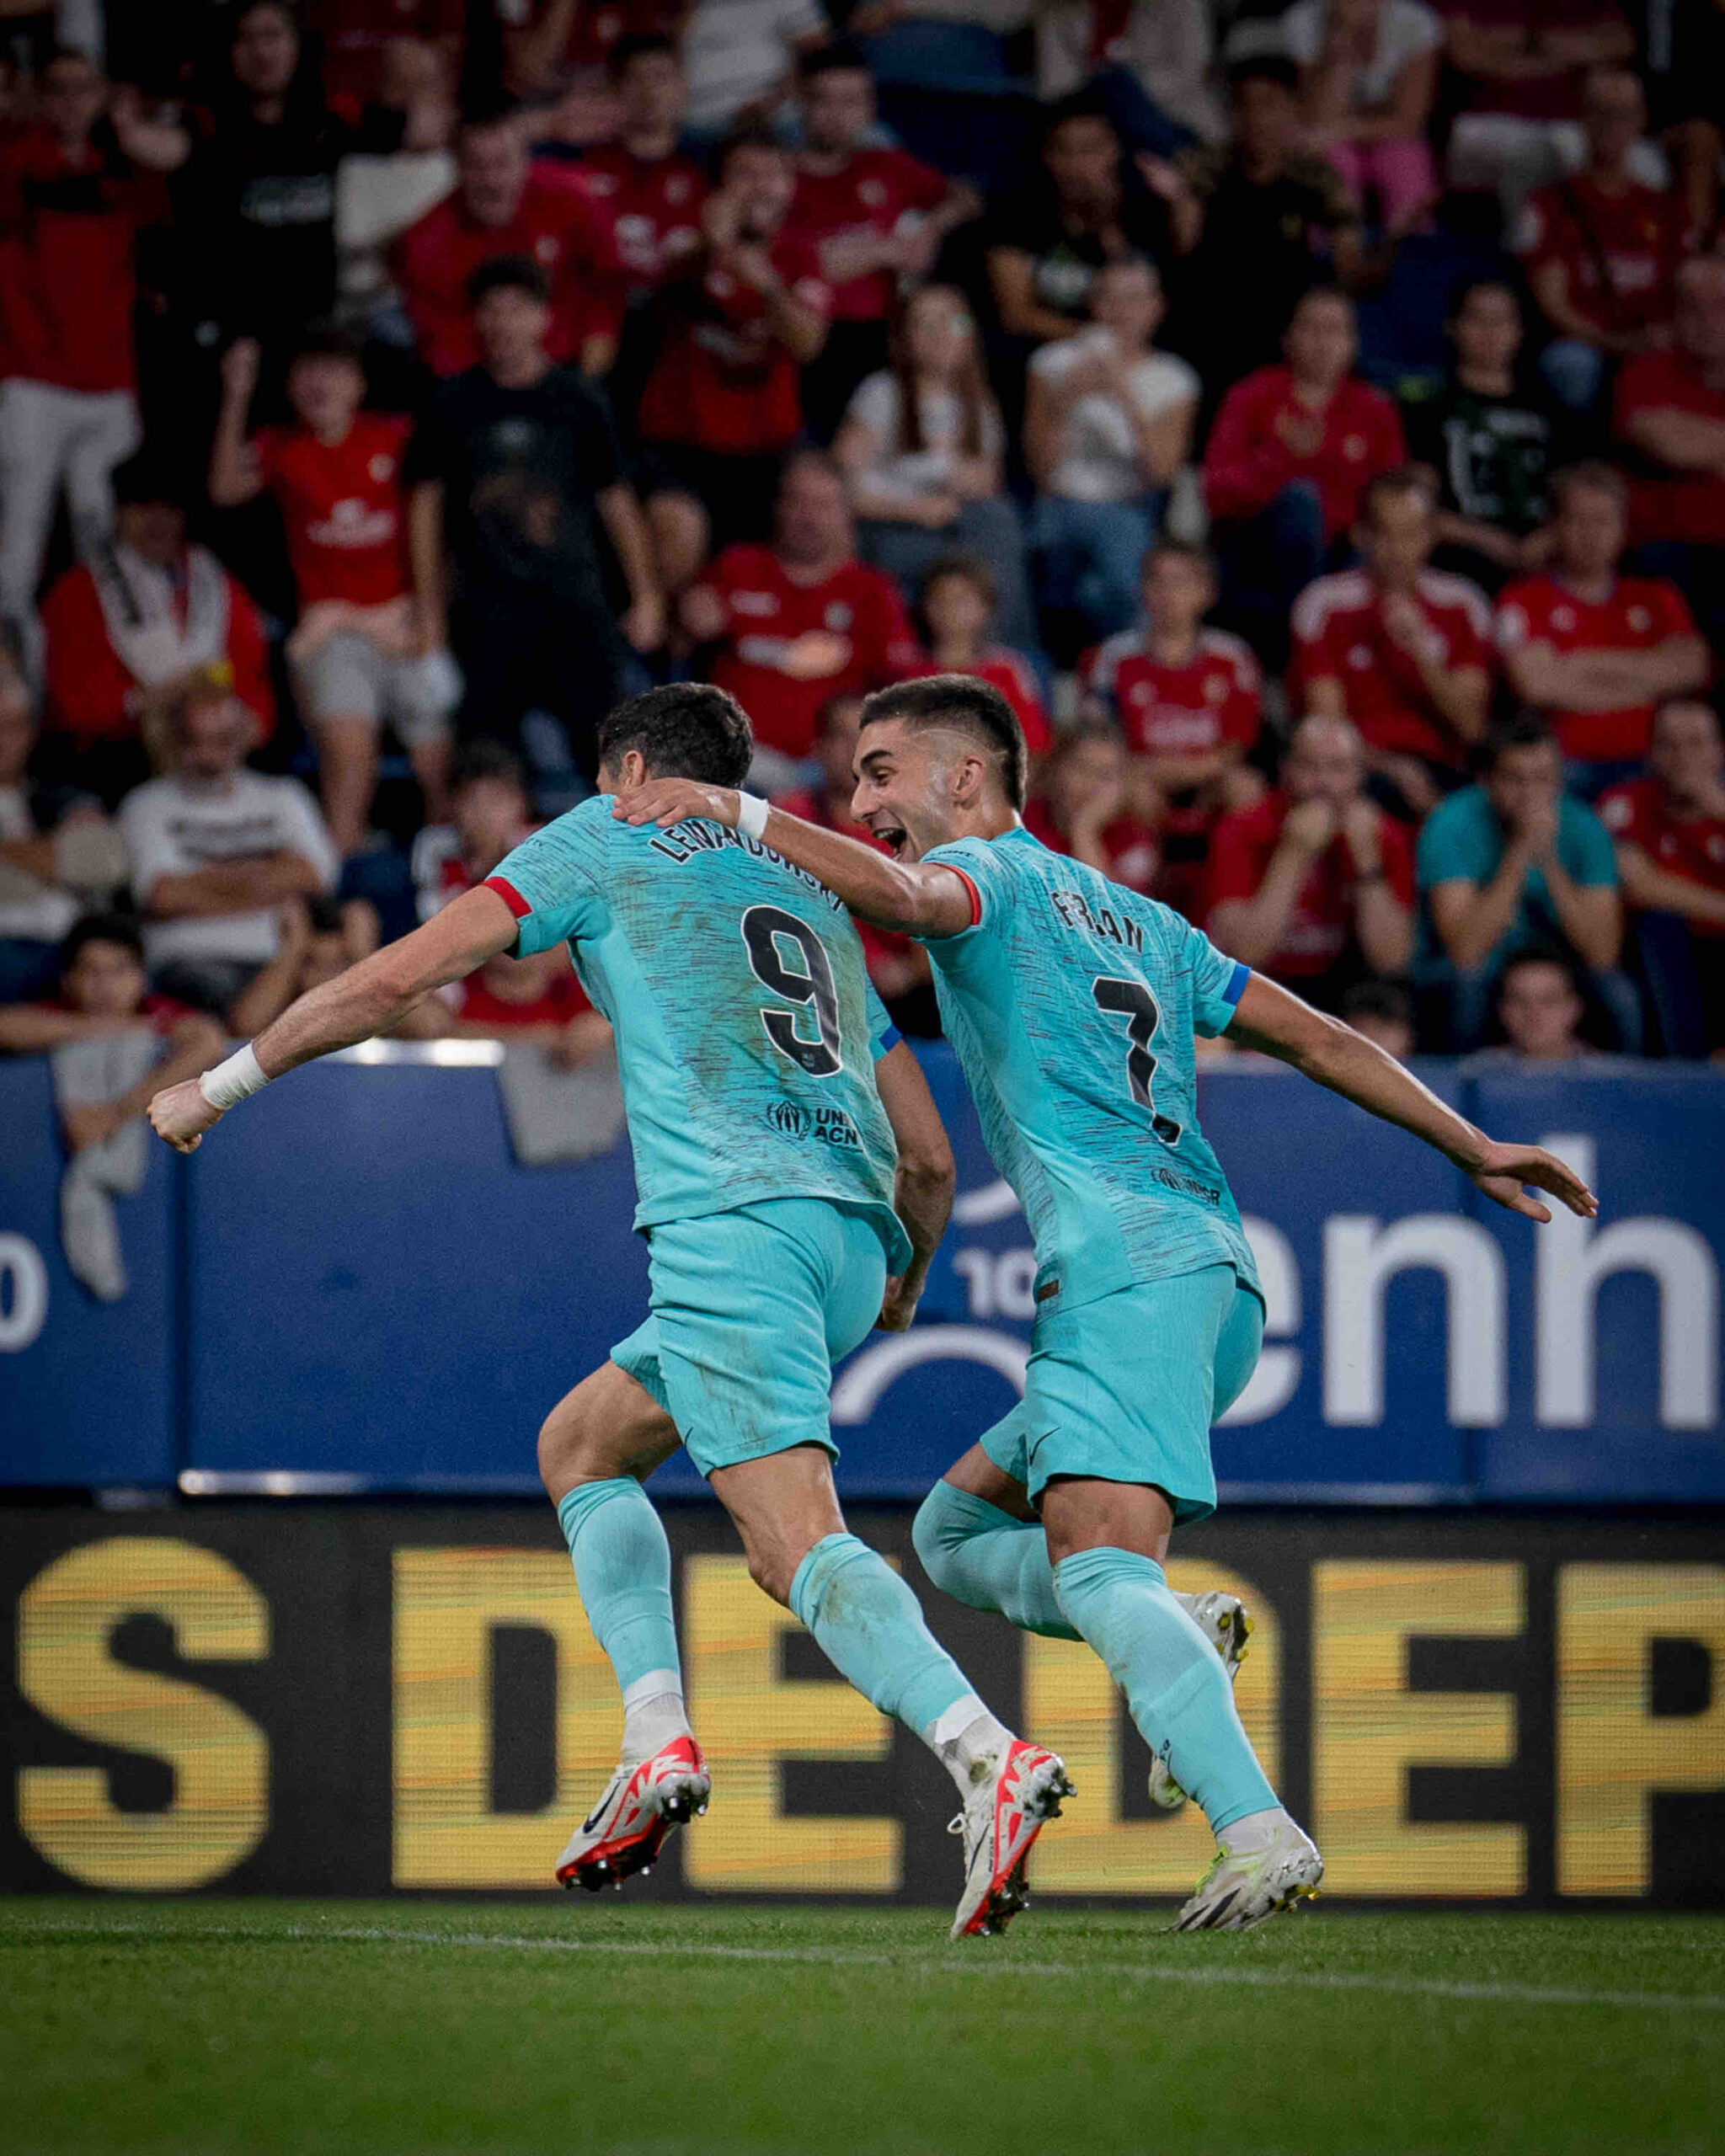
[1174,1815,1323,1932]
[555,1735,709,1892]
[1147,1590,1254,1812]
[949,1737,1076,1940]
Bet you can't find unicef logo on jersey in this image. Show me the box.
[766,1100,810,1139]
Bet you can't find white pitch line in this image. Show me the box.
[6,1920,1725,2017]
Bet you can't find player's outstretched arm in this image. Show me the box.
[611,781,975,937]
[1227,972,1599,1223]
[146,886,521,1153]
[873,1038,957,1331]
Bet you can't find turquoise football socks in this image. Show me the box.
[557,1478,686,1757]
[789,1532,984,1745]
[912,1480,1081,1641]
[1052,1546,1278,1833]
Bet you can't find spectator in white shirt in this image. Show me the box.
[834,284,1035,653]
[1024,253,1199,642]
[1279,0,1442,236]
[680,0,828,140]
[118,672,339,1022]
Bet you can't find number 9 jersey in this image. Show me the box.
[486,798,912,1275]
[918,825,1259,1315]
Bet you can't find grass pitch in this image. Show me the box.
[4,1899,1722,2156]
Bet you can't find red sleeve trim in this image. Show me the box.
[948,866,983,927]
[483,876,531,920]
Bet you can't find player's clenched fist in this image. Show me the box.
[613,780,742,831]
[148,1079,223,1153]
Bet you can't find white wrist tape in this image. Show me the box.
[736,792,769,842]
[198,1043,269,1111]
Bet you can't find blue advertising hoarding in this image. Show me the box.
[2,1047,1721,1502]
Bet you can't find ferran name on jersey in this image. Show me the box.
[1048,887,1145,953]
[646,818,843,911]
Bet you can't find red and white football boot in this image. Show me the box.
[555,1736,710,1892]
[948,1738,1075,1940]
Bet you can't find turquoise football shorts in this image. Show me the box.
[610,1196,889,1480]
[978,1262,1264,1522]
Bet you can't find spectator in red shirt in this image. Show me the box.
[393,107,618,379]
[39,455,275,808]
[1204,285,1405,666]
[1515,66,1689,417]
[1085,539,1265,916]
[1439,0,1637,217]
[685,451,919,774]
[565,38,707,295]
[1292,464,1493,816]
[1207,711,1415,1008]
[210,324,457,857]
[307,1,465,106]
[1599,696,1725,1054]
[770,691,937,1031]
[1023,721,1162,895]
[908,555,1051,757]
[1615,256,1725,655]
[0,48,183,649]
[1496,461,1707,786]
[638,127,829,584]
[787,45,980,440]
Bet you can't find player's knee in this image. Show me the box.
[911,1482,964,1586]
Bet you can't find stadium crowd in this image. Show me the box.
[4,0,1725,1130]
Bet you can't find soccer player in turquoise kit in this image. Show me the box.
[617,675,1598,1932]
[147,684,1072,1940]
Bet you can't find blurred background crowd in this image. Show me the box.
[4,0,1725,1109]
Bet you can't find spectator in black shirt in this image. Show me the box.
[984,99,1177,355]
[1400,280,1558,595]
[172,0,443,366]
[403,255,663,788]
[1156,59,1365,393]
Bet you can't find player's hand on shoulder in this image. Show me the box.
[612,780,740,830]
[1466,1139,1598,1224]
[148,1079,223,1154]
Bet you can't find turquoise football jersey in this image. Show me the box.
[920,825,1258,1312]
[489,798,911,1270]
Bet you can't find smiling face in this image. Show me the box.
[850,715,975,861]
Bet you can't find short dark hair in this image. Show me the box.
[1548,459,1628,512]
[305,894,346,937]
[713,122,785,180]
[1041,93,1119,149]
[799,40,870,80]
[111,449,184,510]
[1340,979,1413,1032]
[597,683,753,787]
[1141,535,1217,584]
[466,252,549,310]
[1226,56,1300,97]
[1447,276,1522,328]
[1482,712,1557,769]
[61,912,143,970]
[608,31,677,78]
[288,318,363,366]
[921,551,996,608]
[451,740,526,795]
[1359,462,1439,521]
[859,675,1028,811]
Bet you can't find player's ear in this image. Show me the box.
[612,750,648,792]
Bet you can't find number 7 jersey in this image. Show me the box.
[486,798,912,1273]
[919,825,1259,1312]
